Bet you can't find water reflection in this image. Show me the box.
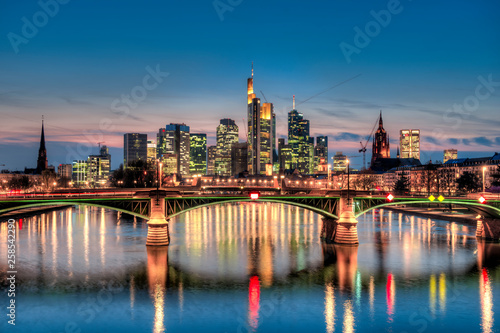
[147,247,168,333]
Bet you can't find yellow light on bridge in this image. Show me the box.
[428,195,436,202]
[438,195,445,202]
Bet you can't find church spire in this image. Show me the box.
[379,110,383,127]
[36,116,48,174]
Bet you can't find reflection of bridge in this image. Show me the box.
[1,189,500,245]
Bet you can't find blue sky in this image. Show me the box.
[1,0,499,170]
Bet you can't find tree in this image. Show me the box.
[491,165,500,187]
[110,161,156,188]
[8,175,33,190]
[456,171,480,193]
[393,172,410,195]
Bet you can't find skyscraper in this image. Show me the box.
[207,145,217,175]
[231,142,248,176]
[190,133,207,175]
[147,140,157,164]
[371,111,390,167]
[124,133,147,168]
[314,136,328,171]
[36,118,48,174]
[333,151,348,172]
[157,124,190,176]
[444,149,458,163]
[215,119,238,176]
[247,65,275,175]
[400,129,420,160]
[287,96,314,174]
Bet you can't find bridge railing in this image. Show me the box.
[0,191,137,200]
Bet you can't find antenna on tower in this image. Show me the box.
[293,95,295,110]
[251,61,254,78]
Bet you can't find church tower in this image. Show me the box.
[371,111,390,167]
[36,117,48,174]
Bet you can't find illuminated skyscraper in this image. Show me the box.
[190,133,207,175]
[215,119,238,176]
[247,64,275,175]
[287,96,314,174]
[314,136,328,171]
[371,111,390,167]
[157,124,190,175]
[400,129,420,160]
[124,133,147,168]
[147,140,156,164]
[443,149,458,163]
[71,160,87,187]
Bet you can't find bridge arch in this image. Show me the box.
[0,201,150,220]
[354,200,500,219]
[167,198,339,220]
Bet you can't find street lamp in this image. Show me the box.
[483,166,487,193]
[327,164,331,189]
[346,159,350,204]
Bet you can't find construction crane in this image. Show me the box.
[358,113,380,171]
[260,90,269,103]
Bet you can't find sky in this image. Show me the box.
[0,0,499,171]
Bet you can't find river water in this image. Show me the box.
[0,202,499,333]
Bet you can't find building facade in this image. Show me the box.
[371,111,390,167]
[207,145,217,176]
[215,119,238,176]
[157,124,190,176]
[247,67,275,175]
[286,96,314,174]
[124,133,147,168]
[231,142,248,176]
[399,129,420,160]
[190,133,207,175]
[443,149,458,163]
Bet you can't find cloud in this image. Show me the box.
[313,107,354,118]
[331,132,363,142]
[472,137,494,147]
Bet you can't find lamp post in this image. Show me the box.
[483,166,487,193]
[327,164,331,189]
[346,159,350,204]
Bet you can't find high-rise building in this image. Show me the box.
[215,119,238,176]
[247,65,275,175]
[314,136,328,171]
[124,133,147,168]
[371,111,390,167]
[190,133,207,175]
[333,151,348,172]
[278,138,293,170]
[207,145,217,175]
[72,160,87,187]
[58,164,72,180]
[147,140,156,164]
[444,149,458,163]
[87,145,111,187]
[400,129,420,160]
[36,118,48,174]
[231,142,248,176]
[287,96,314,174]
[157,124,190,176]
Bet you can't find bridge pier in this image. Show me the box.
[321,194,359,245]
[146,195,170,246]
[476,218,500,242]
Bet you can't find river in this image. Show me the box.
[0,202,499,332]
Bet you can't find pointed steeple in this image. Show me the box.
[379,110,383,127]
[36,116,48,174]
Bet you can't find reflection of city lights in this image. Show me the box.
[430,274,436,315]
[324,282,335,333]
[439,273,446,314]
[369,276,375,319]
[386,273,395,321]
[248,276,260,330]
[480,268,494,333]
[343,300,355,333]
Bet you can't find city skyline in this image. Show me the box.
[1,0,499,171]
